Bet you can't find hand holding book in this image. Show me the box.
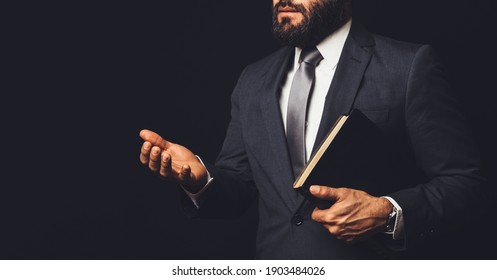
[309,185,394,244]
[292,109,408,243]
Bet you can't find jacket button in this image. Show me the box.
[292,214,304,226]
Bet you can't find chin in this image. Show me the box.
[279,21,303,30]
[279,16,303,26]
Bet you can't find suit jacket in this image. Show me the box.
[181,22,487,259]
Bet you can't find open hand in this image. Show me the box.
[139,129,208,193]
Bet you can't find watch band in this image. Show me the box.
[385,205,397,233]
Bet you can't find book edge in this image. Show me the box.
[293,114,349,189]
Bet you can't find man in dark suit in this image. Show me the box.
[139,0,486,259]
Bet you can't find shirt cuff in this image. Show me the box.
[180,156,214,208]
[381,196,405,240]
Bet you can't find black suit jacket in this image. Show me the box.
[182,22,487,259]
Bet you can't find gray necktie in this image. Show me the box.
[286,46,323,178]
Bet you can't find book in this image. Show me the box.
[294,109,407,202]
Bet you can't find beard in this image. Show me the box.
[272,0,351,48]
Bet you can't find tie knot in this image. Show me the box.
[300,46,323,67]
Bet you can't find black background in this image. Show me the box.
[3,0,496,259]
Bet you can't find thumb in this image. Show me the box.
[139,129,172,149]
[309,185,341,201]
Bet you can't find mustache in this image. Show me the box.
[273,0,307,14]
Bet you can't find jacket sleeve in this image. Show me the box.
[388,45,489,248]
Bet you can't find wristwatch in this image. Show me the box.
[385,205,397,233]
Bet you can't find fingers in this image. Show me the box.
[159,151,172,177]
[321,219,355,243]
[323,224,342,236]
[139,129,172,149]
[309,185,341,201]
[140,141,152,164]
[312,207,336,224]
[310,186,347,224]
[148,146,162,172]
[155,151,191,184]
[178,165,191,184]
[320,216,359,244]
[141,143,170,176]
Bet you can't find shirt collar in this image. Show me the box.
[294,18,352,70]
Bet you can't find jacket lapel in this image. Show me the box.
[259,47,301,211]
[312,23,375,154]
